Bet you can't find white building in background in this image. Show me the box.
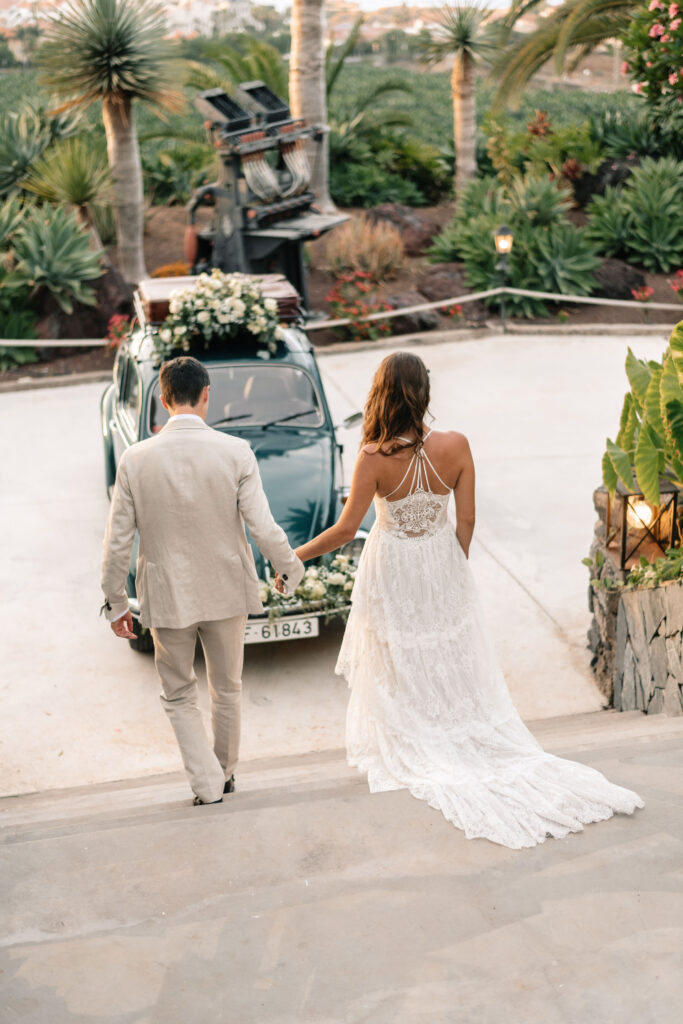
[0,0,260,38]
[164,0,259,37]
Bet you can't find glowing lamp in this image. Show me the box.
[493,225,514,256]
[606,480,680,570]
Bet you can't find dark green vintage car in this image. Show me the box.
[101,301,371,650]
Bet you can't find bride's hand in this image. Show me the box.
[273,573,285,593]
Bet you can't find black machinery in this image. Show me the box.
[185,82,347,310]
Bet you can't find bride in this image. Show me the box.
[281,351,643,849]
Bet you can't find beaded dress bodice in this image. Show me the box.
[375,432,450,539]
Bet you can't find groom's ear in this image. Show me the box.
[160,394,170,412]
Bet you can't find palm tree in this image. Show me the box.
[290,0,333,212]
[491,0,634,110]
[421,3,501,195]
[39,0,183,284]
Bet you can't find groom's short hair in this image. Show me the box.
[160,357,210,408]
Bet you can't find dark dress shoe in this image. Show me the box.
[224,776,235,794]
[193,795,223,806]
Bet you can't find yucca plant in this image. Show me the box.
[603,326,683,505]
[420,2,502,194]
[4,206,102,313]
[23,137,111,245]
[39,0,183,283]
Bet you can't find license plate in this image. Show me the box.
[244,614,320,644]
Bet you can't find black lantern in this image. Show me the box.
[606,479,680,570]
[493,225,514,330]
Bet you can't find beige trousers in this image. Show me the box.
[151,615,247,803]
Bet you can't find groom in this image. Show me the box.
[101,355,304,805]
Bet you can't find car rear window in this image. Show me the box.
[148,364,324,433]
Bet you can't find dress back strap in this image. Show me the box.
[384,431,449,499]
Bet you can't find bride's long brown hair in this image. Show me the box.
[361,351,430,455]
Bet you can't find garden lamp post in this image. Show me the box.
[494,225,514,331]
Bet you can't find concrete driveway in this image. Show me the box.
[0,330,670,796]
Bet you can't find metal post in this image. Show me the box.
[497,256,507,332]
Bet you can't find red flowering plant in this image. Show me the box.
[622,2,683,105]
[444,303,463,320]
[325,272,393,342]
[631,285,655,301]
[669,268,683,297]
[106,314,131,349]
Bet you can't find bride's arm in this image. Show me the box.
[294,449,377,562]
[453,437,476,558]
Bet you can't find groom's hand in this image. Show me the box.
[111,611,136,640]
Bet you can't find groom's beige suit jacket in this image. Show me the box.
[101,416,304,629]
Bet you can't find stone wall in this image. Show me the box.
[613,584,683,714]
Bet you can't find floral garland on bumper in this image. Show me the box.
[154,270,284,359]
[259,555,358,621]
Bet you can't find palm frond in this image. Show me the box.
[326,15,364,98]
[492,0,634,108]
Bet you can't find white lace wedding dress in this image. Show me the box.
[337,433,644,849]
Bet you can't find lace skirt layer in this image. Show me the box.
[336,522,644,850]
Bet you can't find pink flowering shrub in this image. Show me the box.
[622,1,683,104]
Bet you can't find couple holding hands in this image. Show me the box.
[102,352,642,848]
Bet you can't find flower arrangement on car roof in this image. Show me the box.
[154,269,285,360]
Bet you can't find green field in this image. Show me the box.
[0,64,643,154]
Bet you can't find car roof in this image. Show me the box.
[127,324,316,371]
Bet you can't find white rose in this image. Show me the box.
[343,580,354,592]
[275,325,286,340]
[197,311,211,324]
[232,299,246,317]
[217,312,231,324]
[264,298,278,313]
[159,328,172,342]
[246,320,260,334]
[305,567,319,578]
[327,572,346,586]
[335,555,349,567]
[173,325,185,336]
[169,299,181,315]
[258,584,269,603]
[310,581,327,599]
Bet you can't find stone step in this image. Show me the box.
[2,710,681,843]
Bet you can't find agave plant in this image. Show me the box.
[0,195,29,250]
[603,325,683,505]
[3,206,102,313]
[40,0,183,283]
[0,107,51,197]
[23,138,111,241]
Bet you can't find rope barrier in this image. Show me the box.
[2,286,681,346]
